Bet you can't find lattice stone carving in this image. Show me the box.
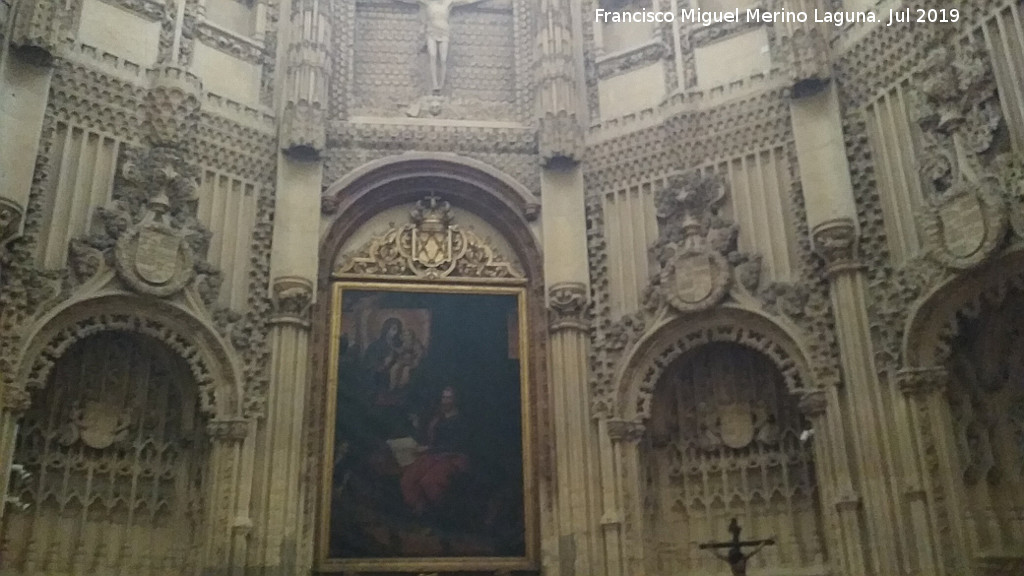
[1,332,208,575]
[336,194,524,280]
[645,343,825,575]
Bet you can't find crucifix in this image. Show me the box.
[392,0,489,93]
[698,518,776,576]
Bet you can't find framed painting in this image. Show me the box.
[319,282,536,572]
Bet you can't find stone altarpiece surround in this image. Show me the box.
[1,0,1024,575]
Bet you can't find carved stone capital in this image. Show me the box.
[271,276,313,326]
[548,282,589,332]
[1,384,32,413]
[145,65,203,148]
[539,110,584,167]
[812,218,863,276]
[0,197,25,249]
[606,418,645,444]
[798,390,828,417]
[896,367,948,398]
[834,491,862,512]
[207,418,249,441]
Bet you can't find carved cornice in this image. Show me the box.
[271,276,313,327]
[896,367,948,398]
[595,40,666,80]
[548,282,589,332]
[812,218,863,277]
[1,384,31,413]
[606,418,645,444]
[0,197,24,250]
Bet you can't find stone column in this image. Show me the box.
[603,419,645,576]
[546,282,602,576]
[251,277,313,575]
[897,367,971,576]
[204,418,252,576]
[0,383,30,525]
[812,218,905,575]
[799,390,868,576]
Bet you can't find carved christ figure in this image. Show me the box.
[393,0,488,92]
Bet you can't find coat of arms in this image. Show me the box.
[136,224,184,285]
[114,193,196,296]
[59,400,132,450]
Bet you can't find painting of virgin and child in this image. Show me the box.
[325,286,529,567]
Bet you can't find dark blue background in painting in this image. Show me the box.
[331,289,525,559]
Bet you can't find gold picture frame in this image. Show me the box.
[318,281,537,573]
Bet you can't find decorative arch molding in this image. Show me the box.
[320,153,542,282]
[614,305,816,422]
[16,292,244,420]
[903,248,1024,368]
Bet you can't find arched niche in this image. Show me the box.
[312,155,545,572]
[15,294,244,420]
[1,331,210,574]
[644,342,826,575]
[902,251,1024,559]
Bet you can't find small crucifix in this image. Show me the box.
[698,517,776,576]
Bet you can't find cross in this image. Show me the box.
[698,518,776,576]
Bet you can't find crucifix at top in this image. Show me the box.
[393,0,489,93]
[698,518,776,576]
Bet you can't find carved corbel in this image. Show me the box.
[548,282,589,332]
[812,218,863,277]
[606,418,645,444]
[270,276,313,327]
[539,110,584,167]
[281,0,330,160]
[773,0,832,96]
[0,384,31,414]
[7,0,63,64]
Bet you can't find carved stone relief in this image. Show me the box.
[644,342,825,575]
[0,332,209,575]
[335,194,525,280]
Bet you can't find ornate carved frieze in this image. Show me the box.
[913,40,1011,271]
[336,195,525,280]
[594,40,667,80]
[548,282,589,332]
[812,218,863,277]
[271,276,313,326]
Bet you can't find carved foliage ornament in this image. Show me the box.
[336,195,524,280]
[913,40,1012,271]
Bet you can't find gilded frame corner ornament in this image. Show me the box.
[318,281,538,573]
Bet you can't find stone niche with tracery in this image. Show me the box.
[0,332,207,575]
[946,288,1024,557]
[644,342,826,575]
